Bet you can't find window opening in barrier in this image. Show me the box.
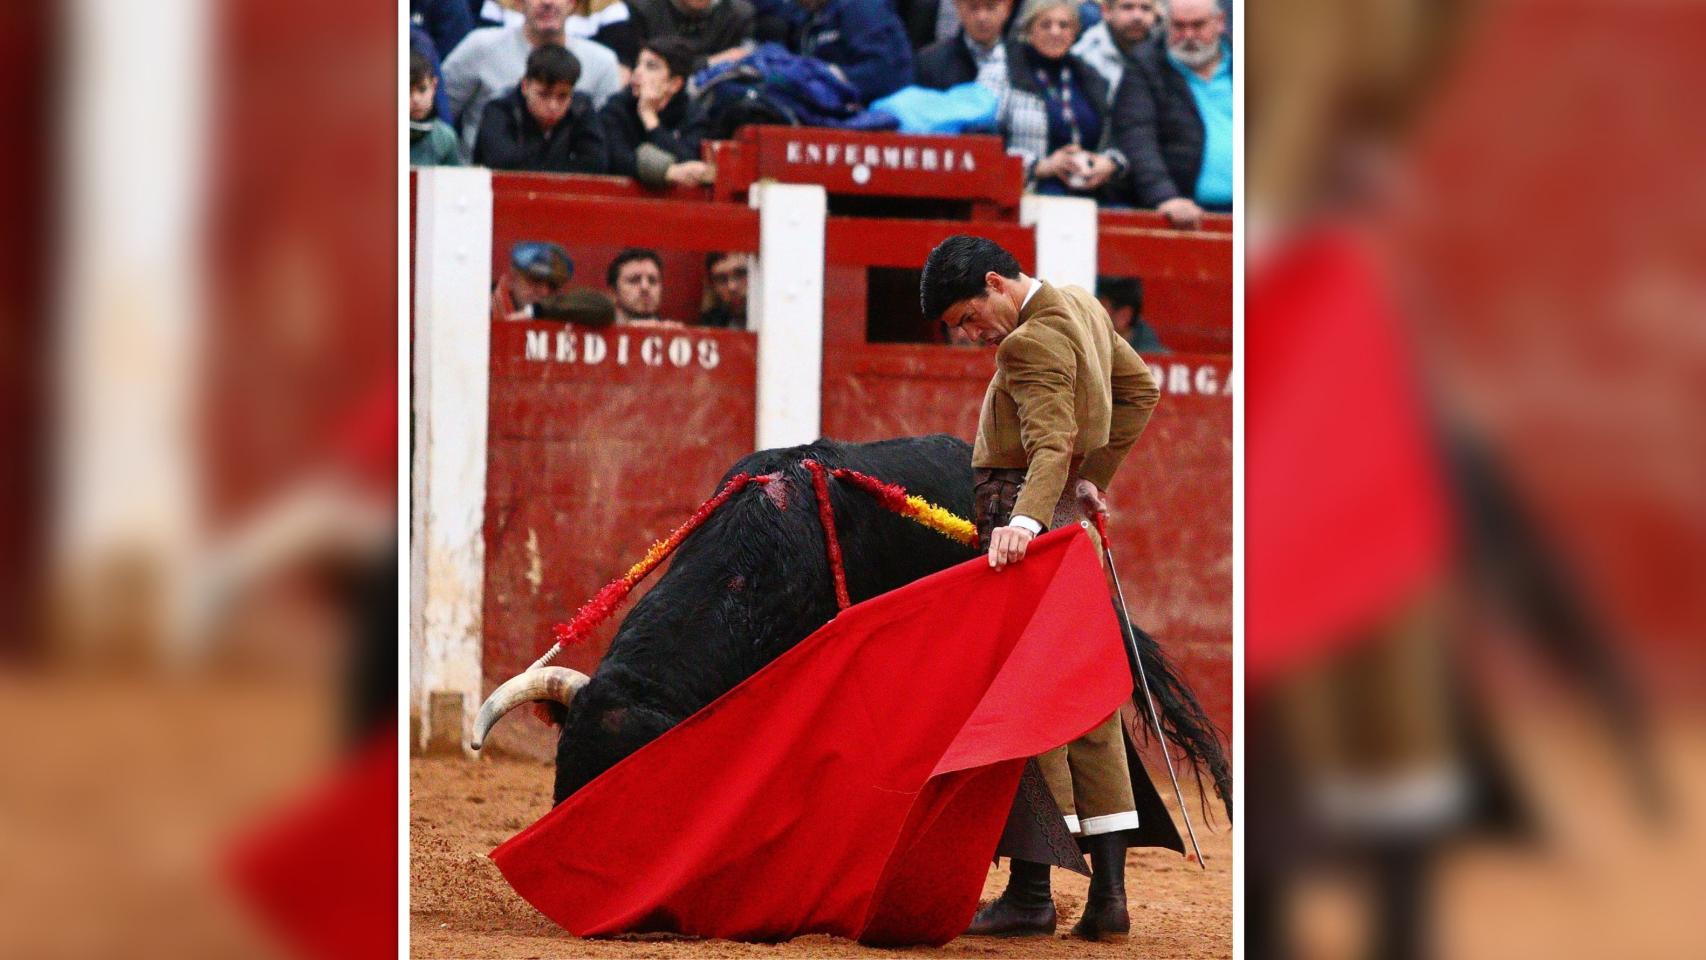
[827,195,974,222]
[1096,274,1170,354]
[865,267,941,345]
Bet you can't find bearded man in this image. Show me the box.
[1072,0,1162,90]
[1108,0,1232,228]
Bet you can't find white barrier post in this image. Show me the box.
[411,166,493,755]
[750,182,828,450]
[54,0,208,664]
[1021,194,1099,292]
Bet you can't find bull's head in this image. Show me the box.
[470,666,590,752]
[471,664,678,803]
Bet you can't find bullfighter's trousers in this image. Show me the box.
[974,467,1139,837]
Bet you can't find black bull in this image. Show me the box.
[476,435,1229,824]
[547,435,976,802]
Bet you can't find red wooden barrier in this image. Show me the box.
[1101,209,1233,234]
[483,323,759,685]
[711,126,1024,216]
[490,183,759,326]
[460,157,1231,745]
[1099,221,1233,354]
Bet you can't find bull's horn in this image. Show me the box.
[471,666,590,751]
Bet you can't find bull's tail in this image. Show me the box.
[1127,617,1234,825]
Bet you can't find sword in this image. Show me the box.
[1091,510,1207,869]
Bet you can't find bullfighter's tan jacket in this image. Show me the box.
[971,281,1161,525]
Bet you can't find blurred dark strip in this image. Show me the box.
[0,5,53,660]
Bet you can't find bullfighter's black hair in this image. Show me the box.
[920,235,1022,323]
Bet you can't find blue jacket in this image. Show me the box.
[411,0,475,59]
[798,0,913,103]
[693,43,870,128]
[690,44,899,134]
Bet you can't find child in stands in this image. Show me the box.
[474,45,610,173]
[409,50,464,166]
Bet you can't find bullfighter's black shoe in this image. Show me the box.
[1070,833,1131,941]
[965,858,1056,937]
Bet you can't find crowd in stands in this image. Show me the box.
[486,233,1162,349]
[410,0,1231,223]
[491,241,753,329]
[415,0,1220,341]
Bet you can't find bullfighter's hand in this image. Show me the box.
[1075,479,1107,517]
[988,524,1034,570]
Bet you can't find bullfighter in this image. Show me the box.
[921,233,1161,940]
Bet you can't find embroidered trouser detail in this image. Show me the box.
[1038,712,1137,835]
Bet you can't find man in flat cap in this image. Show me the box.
[492,241,615,325]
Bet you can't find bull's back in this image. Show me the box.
[726,434,974,517]
[785,435,978,601]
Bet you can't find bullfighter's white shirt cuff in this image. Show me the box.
[1011,515,1043,535]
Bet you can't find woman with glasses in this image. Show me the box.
[982,0,1127,199]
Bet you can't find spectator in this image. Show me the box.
[416,26,464,123]
[795,0,915,104]
[914,0,1012,91]
[699,252,750,328]
[748,0,806,45]
[607,248,673,324]
[493,241,573,319]
[910,0,1089,49]
[442,0,623,154]
[412,0,477,60]
[1108,0,1230,227]
[493,241,619,324]
[414,28,460,123]
[473,45,610,173]
[1095,275,1166,352]
[471,0,641,65]
[628,0,757,71]
[984,0,1125,197]
[600,36,713,186]
[1072,0,1160,90]
[900,0,961,48]
[410,51,465,166]
[570,1,641,65]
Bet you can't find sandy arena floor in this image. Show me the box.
[410,754,1233,959]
